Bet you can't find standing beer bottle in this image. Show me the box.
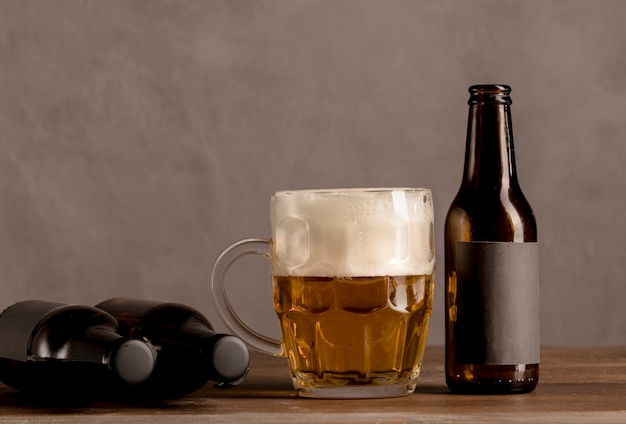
[96,298,250,399]
[445,85,539,394]
[0,300,157,398]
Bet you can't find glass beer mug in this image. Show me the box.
[210,188,435,399]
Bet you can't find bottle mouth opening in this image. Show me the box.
[468,84,512,105]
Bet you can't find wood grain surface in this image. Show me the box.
[0,346,625,423]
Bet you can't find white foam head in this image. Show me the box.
[270,188,435,277]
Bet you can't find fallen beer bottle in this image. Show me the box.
[96,298,250,399]
[0,300,157,400]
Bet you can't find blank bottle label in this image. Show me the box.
[454,241,539,365]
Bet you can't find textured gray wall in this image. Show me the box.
[0,0,624,346]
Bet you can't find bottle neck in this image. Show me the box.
[462,85,519,192]
[96,299,218,342]
[172,317,218,343]
[30,310,126,365]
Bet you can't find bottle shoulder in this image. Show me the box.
[446,186,537,242]
[0,301,121,362]
[96,299,213,336]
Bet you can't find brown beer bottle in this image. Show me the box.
[95,298,250,399]
[445,85,539,394]
[0,300,157,399]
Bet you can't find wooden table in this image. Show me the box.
[1,346,625,423]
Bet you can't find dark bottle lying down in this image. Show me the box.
[96,298,250,399]
[0,300,157,400]
[0,299,250,401]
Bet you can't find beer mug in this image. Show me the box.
[210,188,435,398]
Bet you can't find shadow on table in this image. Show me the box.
[0,378,450,415]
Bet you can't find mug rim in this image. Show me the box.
[272,187,431,197]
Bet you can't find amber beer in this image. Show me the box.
[273,274,433,391]
[269,188,435,398]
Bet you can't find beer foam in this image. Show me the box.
[271,188,435,277]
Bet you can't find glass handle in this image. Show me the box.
[209,238,283,356]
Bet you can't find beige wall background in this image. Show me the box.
[0,0,624,346]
